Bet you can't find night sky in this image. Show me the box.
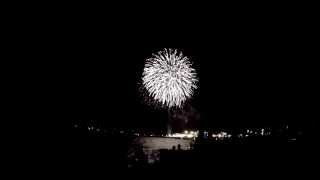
[46,18,315,131]
[59,46,313,129]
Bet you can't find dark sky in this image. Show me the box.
[57,45,314,129]
[45,17,315,130]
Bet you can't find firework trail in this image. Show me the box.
[142,48,198,108]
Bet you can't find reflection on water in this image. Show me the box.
[128,137,193,164]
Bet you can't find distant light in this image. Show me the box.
[184,130,189,134]
[222,132,227,136]
[169,133,196,139]
[186,134,193,138]
[289,138,296,141]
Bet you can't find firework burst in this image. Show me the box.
[142,48,198,108]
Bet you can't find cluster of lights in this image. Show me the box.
[212,132,232,139]
[238,128,271,138]
[87,126,101,133]
[74,125,273,140]
[167,130,198,139]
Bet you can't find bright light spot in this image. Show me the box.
[186,134,193,138]
[167,130,198,139]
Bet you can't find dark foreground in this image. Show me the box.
[68,132,316,175]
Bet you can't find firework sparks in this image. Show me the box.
[142,48,198,108]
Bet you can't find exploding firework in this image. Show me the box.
[142,48,198,108]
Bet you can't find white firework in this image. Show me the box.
[142,48,198,108]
